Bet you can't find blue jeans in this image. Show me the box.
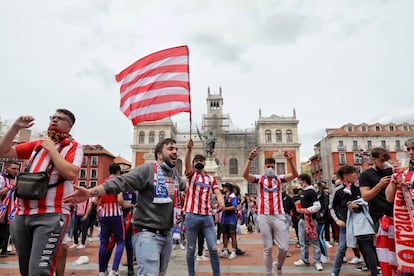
[132,231,173,276]
[298,218,322,264]
[332,226,347,276]
[185,213,220,276]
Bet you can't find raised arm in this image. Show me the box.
[185,139,193,176]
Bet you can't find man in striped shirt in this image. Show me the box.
[183,138,224,276]
[243,147,298,276]
[0,109,83,276]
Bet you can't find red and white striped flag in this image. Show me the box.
[116,45,191,125]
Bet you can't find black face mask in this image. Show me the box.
[194,162,205,171]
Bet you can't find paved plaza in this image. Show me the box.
[0,230,369,276]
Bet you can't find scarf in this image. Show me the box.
[152,162,177,204]
[392,169,414,275]
[304,209,318,240]
[0,174,15,224]
[47,126,71,145]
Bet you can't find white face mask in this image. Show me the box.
[266,168,275,177]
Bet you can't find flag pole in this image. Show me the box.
[187,46,192,138]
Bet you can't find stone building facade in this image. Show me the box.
[130,88,301,195]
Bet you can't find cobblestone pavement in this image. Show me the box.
[0,229,370,276]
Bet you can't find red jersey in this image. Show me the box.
[253,174,286,215]
[99,176,123,217]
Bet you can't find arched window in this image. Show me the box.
[265,130,272,143]
[276,130,282,143]
[149,131,155,144]
[286,129,293,143]
[159,131,165,142]
[229,158,238,175]
[139,131,145,144]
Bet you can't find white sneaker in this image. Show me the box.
[321,255,330,263]
[220,249,229,258]
[88,237,93,242]
[108,271,119,276]
[315,262,323,271]
[272,262,282,276]
[69,244,78,249]
[343,256,347,263]
[216,240,221,245]
[325,240,333,248]
[196,255,210,261]
[180,244,185,250]
[76,244,85,249]
[172,244,176,250]
[293,259,308,266]
[98,273,107,276]
[228,250,237,259]
[348,257,363,264]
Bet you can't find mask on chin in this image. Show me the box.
[47,126,71,145]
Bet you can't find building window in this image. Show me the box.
[354,154,363,164]
[367,140,372,149]
[275,130,282,143]
[362,125,366,131]
[403,125,408,131]
[78,181,86,187]
[348,126,352,132]
[396,140,401,150]
[389,125,394,131]
[352,141,358,151]
[159,131,165,142]
[90,156,98,166]
[286,130,293,143]
[229,158,238,175]
[265,130,271,143]
[139,131,145,144]
[79,169,86,179]
[82,156,87,166]
[339,153,346,164]
[356,167,362,174]
[338,140,345,151]
[91,168,98,179]
[381,140,386,148]
[276,162,285,175]
[90,181,97,188]
[149,131,155,144]
[375,125,380,131]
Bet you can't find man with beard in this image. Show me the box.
[0,109,83,276]
[63,138,186,276]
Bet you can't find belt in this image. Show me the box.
[132,227,170,236]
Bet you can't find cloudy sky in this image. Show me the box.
[1,0,413,162]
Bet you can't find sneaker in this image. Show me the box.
[228,250,237,259]
[220,249,229,258]
[354,265,369,272]
[321,255,330,263]
[216,240,221,245]
[325,241,333,248]
[236,248,246,255]
[286,251,292,257]
[69,244,78,249]
[108,271,119,276]
[180,244,185,250]
[196,255,210,261]
[98,273,107,276]
[272,262,282,276]
[76,244,85,249]
[293,259,309,266]
[328,273,336,276]
[88,237,93,242]
[172,244,176,250]
[348,257,363,264]
[315,262,324,271]
[342,256,347,263]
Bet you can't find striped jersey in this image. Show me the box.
[99,176,123,217]
[15,139,83,215]
[252,174,286,215]
[183,171,219,215]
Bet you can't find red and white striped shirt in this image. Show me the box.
[183,171,219,215]
[253,174,286,215]
[15,140,83,215]
[99,176,123,217]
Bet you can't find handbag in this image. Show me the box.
[15,145,64,200]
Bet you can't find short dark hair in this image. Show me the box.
[56,108,76,125]
[265,157,275,164]
[5,160,20,168]
[154,138,176,160]
[298,173,311,185]
[336,165,357,180]
[193,154,205,162]
[370,147,390,160]
[109,163,121,174]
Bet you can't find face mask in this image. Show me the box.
[47,126,71,144]
[266,168,275,177]
[194,162,205,171]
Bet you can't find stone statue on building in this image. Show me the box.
[205,131,216,157]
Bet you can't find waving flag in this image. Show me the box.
[116,45,191,125]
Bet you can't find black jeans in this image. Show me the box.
[357,235,378,276]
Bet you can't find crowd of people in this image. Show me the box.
[0,109,413,276]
